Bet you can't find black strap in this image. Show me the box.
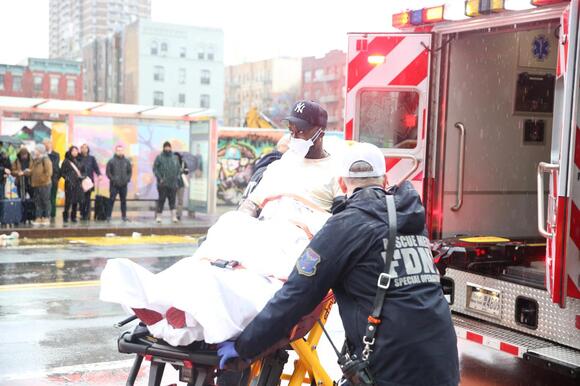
[362,194,397,358]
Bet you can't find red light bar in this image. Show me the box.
[392,11,411,28]
[423,5,445,23]
[531,0,568,5]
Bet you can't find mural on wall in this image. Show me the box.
[216,129,285,206]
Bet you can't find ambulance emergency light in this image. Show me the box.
[392,5,445,28]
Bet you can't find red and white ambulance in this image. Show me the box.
[345,0,579,377]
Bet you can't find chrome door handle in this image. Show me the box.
[537,162,559,238]
[451,122,466,211]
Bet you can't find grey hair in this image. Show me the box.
[343,160,385,187]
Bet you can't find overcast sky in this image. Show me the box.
[0,0,441,65]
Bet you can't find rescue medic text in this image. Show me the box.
[384,235,440,288]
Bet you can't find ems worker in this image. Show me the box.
[219,142,460,386]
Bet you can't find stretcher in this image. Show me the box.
[116,293,336,386]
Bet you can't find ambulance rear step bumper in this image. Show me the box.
[452,313,580,379]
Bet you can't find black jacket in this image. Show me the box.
[0,152,11,184]
[48,151,61,185]
[106,155,132,187]
[79,152,101,182]
[236,182,459,386]
[61,154,85,203]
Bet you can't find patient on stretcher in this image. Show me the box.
[100,151,339,346]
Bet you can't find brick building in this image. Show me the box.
[301,50,346,131]
[0,58,83,100]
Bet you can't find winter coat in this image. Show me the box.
[30,155,53,188]
[0,152,11,184]
[79,152,101,182]
[236,182,460,386]
[106,155,132,188]
[48,151,61,185]
[12,149,32,188]
[61,155,85,203]
[153,151,181,189]
[175,152,190,189]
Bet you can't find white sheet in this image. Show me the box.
[100,196,330,346]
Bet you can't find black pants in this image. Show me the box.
[33,185,51,218]
[63,194,79,221]
[80,188,93,220]
[157,185,177,213]
[50,181,58,218]
[109,184,128,218]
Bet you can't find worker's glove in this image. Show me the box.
[217,341,240,369]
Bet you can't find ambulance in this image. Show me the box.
[345,0,579,377]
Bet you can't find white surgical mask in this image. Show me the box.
[288,128,323,158]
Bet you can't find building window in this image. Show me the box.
[0,74,4,90]
[160,42,168,55]
[198,51,204,60]
[304,71,312,83]
[33,76,43,92]
[200,94,210,108]
[67,79,75,96]
[180,46,186,58]
[178,68,186,84]
[154,66,165,81]
[314,69,324,80]
[151,41,158,55]
[153,91,164,106]
[207,47,215,61]
[12,75,22,91]
[50,77,59,95]
[178,93,186,105]
[200,69,210,85]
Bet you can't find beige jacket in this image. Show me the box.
[31,156,53,188]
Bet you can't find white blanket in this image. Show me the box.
[100,196,330,346]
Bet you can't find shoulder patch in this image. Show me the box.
[296,247,321,277]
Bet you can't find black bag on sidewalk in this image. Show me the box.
[94,184,109,221]
[20,176,35,223]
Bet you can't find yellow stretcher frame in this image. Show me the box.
[247,296,336,386]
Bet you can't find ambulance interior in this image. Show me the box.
[437,21,559,288]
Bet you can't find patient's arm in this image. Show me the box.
[238,199,260,217]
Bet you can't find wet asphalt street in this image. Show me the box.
[0,239,577,385]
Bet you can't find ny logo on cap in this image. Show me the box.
[294,102,306,114]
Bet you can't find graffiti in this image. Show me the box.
[217,129,285,206]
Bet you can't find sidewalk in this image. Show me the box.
[0,208,228,239]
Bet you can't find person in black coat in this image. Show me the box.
[43,139,61,220]
[78,143,101,221]
[61,146,85,223]
[0,144,12,200]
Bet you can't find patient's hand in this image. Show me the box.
[238,199,259,217]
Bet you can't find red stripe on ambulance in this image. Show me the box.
[347,36,405,91]
[388,48,429,86]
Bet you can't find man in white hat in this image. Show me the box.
[219,142,459,386]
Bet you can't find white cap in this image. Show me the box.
[340,142,386,178]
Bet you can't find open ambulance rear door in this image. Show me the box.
[344,33,432,211]
[538,0,580,307]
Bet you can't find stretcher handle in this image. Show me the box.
[114,314,138,328]
[536,162,559,239]
[451,122,466,211]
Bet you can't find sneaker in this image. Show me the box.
[122,217,130,222]
[31,220,42,227]
[155,215,162,224]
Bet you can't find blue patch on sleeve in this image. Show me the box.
[296,247,321,277]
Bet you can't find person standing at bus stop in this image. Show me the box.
[218,143,460,386]
[153,141,181,223]
[43,139,60,221]
[79,143,102,221]
[106,145,132,222]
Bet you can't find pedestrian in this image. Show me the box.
[106,145,132,221]
[218,143,460,386]
[153,141,181,223]
[12,147,33,199]
[30,144,53,226]
[174,151,189,221]
[60,146,85,223]
[43,139,61,221]
[0,144,12,200]
[78,143,102,221]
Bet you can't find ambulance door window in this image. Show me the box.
[358,89,419,149]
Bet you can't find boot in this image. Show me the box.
[171,210,178,223]
[155,213,162,223]
[63,211,69,223]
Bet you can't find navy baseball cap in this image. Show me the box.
[283,100,328,130]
